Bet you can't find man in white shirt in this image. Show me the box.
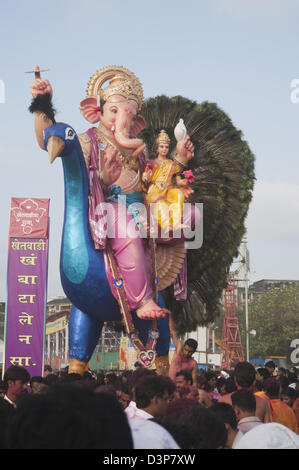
[3,365,30,408]
[126,375,175,421]
[231,389,263,434]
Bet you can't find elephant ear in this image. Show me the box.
[130,114,146,137]
[140,95,255,334]
[80,97,101,124]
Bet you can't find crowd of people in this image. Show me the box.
[1,348,299,449]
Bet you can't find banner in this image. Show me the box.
[3,198,50,379]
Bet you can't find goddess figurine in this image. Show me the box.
[143,130,194,233]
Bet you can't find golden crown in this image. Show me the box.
[86,65,144,110]
[156,130,171,145]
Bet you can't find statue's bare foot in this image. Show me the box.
[136,298,170,320]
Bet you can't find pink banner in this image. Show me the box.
[3,198,50,378]
[9,197,49,238]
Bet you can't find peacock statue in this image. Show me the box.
[41,122,170,370]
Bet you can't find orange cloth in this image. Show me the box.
[292,398,299,429]
[255,391,273,418]
[269,399,298,434]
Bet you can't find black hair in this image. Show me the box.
[281,387,296,400]
[30,376,45,387]
[4,366,30,386]
[231,389,256,413]
[278,375,290,390]
[43,373,59,387]
[263,377,280,398]
[179,404,227,449]
[175,370,193,385]
[225,378,237,394]
[234,362,256,388]
[128,368,156,395]
[265,360,276,370]
[287,372,297,383]
[184,338,198,351]
[6,384,133,449]
[135,375,171,409]
[210,402,238,430]
[256,367,270,380]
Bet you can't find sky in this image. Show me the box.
[0,0,299,301]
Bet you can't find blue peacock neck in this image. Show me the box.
[60,138,90,284]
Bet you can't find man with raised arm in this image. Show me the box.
[168,313,198,385]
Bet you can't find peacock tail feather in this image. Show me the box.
[140,95,255,334]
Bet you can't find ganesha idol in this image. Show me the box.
[29,65,200,374]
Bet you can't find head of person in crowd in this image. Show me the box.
[120,370,133,386]
[287,372,298,385]
[134,375,173,419]
[182,338,198,360]
[256,367,270,383]
[134,361,143,370]
[216,377,227,396]
[6,384,133,449]
[43,365,52,377]
[263,377,280,399]
[96,384,117,397]
[231,389,257,421]
[175,370,192,390]
[225,377,237,394]
[289,367,298,376]
[178,385,199,401]
[281,387,297,407]
[29,376,48,395]
[179,404,227,449]
[81,370,97,390]
[128,368,156,402]
[43,373,59,388]
[255,367,270,390]
[265,360,276,376]
[96,371,105,387]
[0,380,7,398]
[277,367,286,378]
[116,383,131,410]
[204,371,217,391]
[196,374,208,390]
[104,372,121,389]
[234,361,256,390]
[210,402,240,449]
[3,366,30,407]
[277,375,290,394]
[60,372,83,388]
[166,397,201,420]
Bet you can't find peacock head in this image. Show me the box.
[43,122,78,163]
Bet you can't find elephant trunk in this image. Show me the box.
[113,108,144,151]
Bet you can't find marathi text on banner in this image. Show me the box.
[3,197,50,379]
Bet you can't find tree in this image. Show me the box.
[246,285,299,360]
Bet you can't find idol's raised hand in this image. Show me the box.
[30,78,53,98]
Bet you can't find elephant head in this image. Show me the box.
[80,66,146,155]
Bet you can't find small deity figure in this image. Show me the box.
[143,130,194,233]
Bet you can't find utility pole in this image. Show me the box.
[242,238,250,362]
